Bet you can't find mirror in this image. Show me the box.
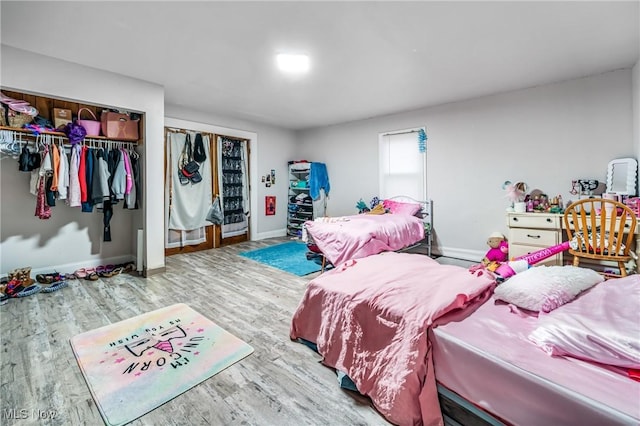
[606,158,638,195]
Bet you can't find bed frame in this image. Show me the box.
[305,196,433,272]
[389,196,433,257]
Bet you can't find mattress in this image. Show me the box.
[431,299,640,425]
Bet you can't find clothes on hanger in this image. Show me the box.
[7,130,140,241]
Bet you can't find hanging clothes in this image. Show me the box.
[50,143,60,192]
[309,162,330,200]
[35,146,51,220]
[111,149,127,200]
[38,146,55,207]
[57,144,69,200]
[68,144,82,207]
[79,145,88,203]
[122,147,133,196]
[103,199,113,242]
[92,148,110,206]
[124,149,138,210]
[81,147,94,212]
[132,150,141,209]
[217,136,249,238]
[167,131,212,231]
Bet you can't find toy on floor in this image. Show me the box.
[482,232,509,271]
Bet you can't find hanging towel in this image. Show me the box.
[168,132,212,230]
[309,162,330,201]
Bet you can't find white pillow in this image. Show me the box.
[493,265,604,312]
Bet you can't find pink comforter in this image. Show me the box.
[304,213,424,266]
[290,252,495,426]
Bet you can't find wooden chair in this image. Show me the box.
[563,198,637,277]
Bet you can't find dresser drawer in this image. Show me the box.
[509,228,558,246]
[509,244,561,266]
[507,213,560,229]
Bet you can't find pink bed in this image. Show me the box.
[290,252,495,425]
[432,295,640,425]
[303,213,425,267]
[290,252,640,426]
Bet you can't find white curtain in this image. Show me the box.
[165,131,212,248]
[379,129,426,200]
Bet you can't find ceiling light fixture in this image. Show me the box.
[276,53,310,73]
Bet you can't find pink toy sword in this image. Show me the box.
[495,241,571,280]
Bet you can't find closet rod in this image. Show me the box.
[0,128,138,146]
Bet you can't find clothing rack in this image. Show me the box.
[0,127,137,156]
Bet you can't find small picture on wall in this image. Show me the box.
[265,196,276,215]
[266,182,271,187]
[262,176,266,182]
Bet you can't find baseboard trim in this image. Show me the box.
[434,247,484,263]
[253,229,287,241]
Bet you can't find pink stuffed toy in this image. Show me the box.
[483,232,509,264]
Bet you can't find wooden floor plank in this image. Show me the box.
[1,237,394,425]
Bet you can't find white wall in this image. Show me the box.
[0,46,165,274]
[298,69,635,261]
[164,105,298,240]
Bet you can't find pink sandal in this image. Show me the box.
[73,268,88,279]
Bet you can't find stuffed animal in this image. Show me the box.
[482,232,509,266]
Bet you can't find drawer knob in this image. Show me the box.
[527,234,541,239]
[513,217,518,222]
[546,218,552,223]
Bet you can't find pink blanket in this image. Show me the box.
[290,252,495,426]
[304,213,424,266]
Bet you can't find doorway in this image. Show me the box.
[164,128,250,256]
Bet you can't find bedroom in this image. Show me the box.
[1,1,639,425]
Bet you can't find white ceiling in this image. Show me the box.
[2,1,639,130]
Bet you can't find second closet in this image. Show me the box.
[164,127,250,255]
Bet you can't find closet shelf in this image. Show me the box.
[0,126,139,144]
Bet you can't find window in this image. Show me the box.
[379,127,427,200]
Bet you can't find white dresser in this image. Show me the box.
[506,212,640,271]
[506,213,563,266]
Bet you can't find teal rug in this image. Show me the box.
[239,241,321,276]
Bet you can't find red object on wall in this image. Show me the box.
[266,196,276,216]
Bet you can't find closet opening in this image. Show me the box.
[0,88,145,275]
[164,128,250,256]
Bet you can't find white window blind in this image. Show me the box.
[379,128,426,200]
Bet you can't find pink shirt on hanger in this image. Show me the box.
[121,148,133,195]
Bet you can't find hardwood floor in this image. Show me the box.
[1,238,388,425]
[0,238,474,426]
